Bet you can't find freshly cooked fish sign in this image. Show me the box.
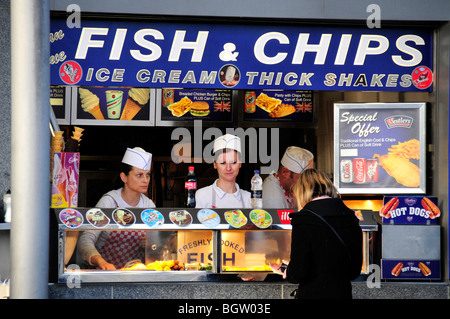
[374,154,420,187]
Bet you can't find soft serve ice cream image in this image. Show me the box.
[120,88,150,120]
[79,87,104,120]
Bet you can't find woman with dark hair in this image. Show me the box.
[273,168,362,299]
[78,147,155,270]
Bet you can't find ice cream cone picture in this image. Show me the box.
[120,88,150,120]
[79,88,104,120]
[67,167,78,207]
[53,155,68,203]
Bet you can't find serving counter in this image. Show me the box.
[53,207,377,283]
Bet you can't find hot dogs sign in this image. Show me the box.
[380,196,440,224]
[334,103,426,194]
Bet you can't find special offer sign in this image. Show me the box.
[333,103,426,194]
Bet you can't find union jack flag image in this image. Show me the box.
[214,101,231,112]
[295,102,312,113]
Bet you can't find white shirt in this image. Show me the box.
[96,188,155,208]
[78,188,155,265]
[195,179,252,209]
[262,172,291,209]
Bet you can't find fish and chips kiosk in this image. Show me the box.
[47,12,439,291]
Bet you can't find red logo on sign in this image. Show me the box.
[277,210,294,224]
[59,60,82,85]
[412,66,433,89]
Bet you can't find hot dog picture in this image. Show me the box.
[421,197,440,219]
[418,262,432,276]
[380,197,399,218]
[391,262,403,276]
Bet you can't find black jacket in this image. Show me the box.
[286,198,363,299]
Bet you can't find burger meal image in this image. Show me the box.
[189,101,210,117]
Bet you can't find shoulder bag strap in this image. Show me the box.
[302,208,352,263]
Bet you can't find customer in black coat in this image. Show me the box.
[280,169,362,299]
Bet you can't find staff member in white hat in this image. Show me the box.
[195,134,252,209]
[262,146,314,209]
[78,147,155,270]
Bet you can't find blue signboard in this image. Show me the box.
[380,196,440,224]
[382,260,439,280]
[50,18,433,91]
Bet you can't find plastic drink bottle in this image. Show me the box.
[251,170,263,208]
[185,166,197,207]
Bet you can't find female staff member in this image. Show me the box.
[195,134,251,209]
[274,169,362,299]
[78,147,155,270]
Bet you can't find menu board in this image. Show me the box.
[50,86,71,125]
[334,103,426,194]
[71,86,155,126]
[158,88,233,124]
[242,90,313,123]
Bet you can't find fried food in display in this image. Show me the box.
[374,154,420,187]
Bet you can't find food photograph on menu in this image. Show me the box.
[75,86,151,124]
[334,103,426,194]
[243,90,313,123]
[160,88,233,122]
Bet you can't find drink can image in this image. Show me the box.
[353,158,367,184]
[340,159,354,183]
[245,91,256,113]
[162,89,174,107]
[366,158,379,182]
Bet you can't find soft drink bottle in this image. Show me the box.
[251,170,263,208]
[185,166,197,207]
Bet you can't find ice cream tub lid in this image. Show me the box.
[249,209,272,229]
[224,210,247,228]
[59,208,83,228]
[197,209,220,228]
[86,208,110,228]
[112,208,136,227]
[141,209,165,229]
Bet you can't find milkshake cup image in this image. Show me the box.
[225,66,236,82]
[105,90,123,119]
[79,88,104,120]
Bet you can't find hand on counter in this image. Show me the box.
[269,260,289,279]
[91,254,117,270]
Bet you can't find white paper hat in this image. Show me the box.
[122,147,152,170]
[281,146,314,174]
[213,134,241,154]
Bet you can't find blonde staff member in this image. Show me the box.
[195,134,251,209]
[262,146,314,209]
[78,147,155,270]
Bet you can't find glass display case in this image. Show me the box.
[54,207,377,283]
